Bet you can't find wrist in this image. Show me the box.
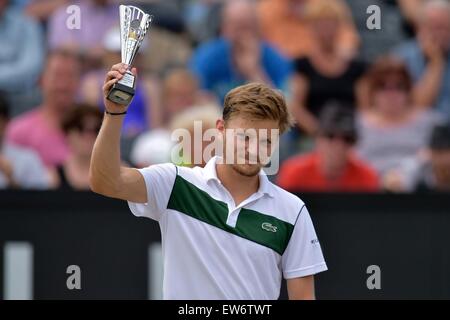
[105,110,127,116]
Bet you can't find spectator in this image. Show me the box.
[257,0,359,59]
[81,25,161,137]
[47,0,116,64]
[416,122,450,192]
[190,0,292,103]
[161,68,216,126]
[6,50,81,168]
[356,56,438,192]
[277,104,379,192]
[0,95,50,189]
[393,0,450,119]
[49,105,102,190]
[289,0,367,135]
[0,0,45,116]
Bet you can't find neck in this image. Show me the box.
[216,163,260,203]
[41,103,65,128]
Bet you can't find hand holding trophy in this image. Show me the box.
[103,5,152,113]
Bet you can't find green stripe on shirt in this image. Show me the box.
[167,174,295,255]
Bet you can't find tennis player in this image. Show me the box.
[90,63,327,300]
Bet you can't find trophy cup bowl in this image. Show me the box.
[107,5,152,105]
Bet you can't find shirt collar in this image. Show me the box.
[204,156,275,198]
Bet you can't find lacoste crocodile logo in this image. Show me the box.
[261,222,277,233]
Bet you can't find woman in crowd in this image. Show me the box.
[356,56,438,192]
[289,0,366,138]
[50,104,103,190]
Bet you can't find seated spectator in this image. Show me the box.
[356,56,438,192]
[190,0,292,103]
[0,96,50,189]
[416,122,450,192]
[49,105,102,190]
[47,0,116,64]
[6,50,81,168]
[81,25,161,137]
[257,0,359,59]
[289,0,367,136]
[160,68,216,126]
[277,104,379,192]
[0,0,45,115]
[393,0,450,119]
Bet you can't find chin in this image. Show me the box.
[232,163,261,177]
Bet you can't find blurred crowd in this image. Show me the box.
[1,0,450,193]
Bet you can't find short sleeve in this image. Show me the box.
[127,163,177,221]
[282,205,328,279]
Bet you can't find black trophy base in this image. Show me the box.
[107,82,135,106]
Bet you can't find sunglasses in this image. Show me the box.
[376,83,408,92]
[75,123,101,134]
[324,133,356,144]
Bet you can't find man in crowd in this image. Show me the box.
[190,0,292,102]
[277,105,379,192]
[6,50,81,168]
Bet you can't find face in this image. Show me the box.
[66,116,101,158]
[42,55,80,113]
[431,149,450,189]
[222,1,258,43]
[311,17,340,46]
[421,8,450,51]
[218,116,279,177]
[165,82,197,116]
[316,133,354,173]
[373,76,409,117]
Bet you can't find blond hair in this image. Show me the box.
[304,0,351,23]
[223,83,294,133]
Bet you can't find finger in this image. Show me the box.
[105,70,123,82]
[131,67,138,77]
[103,78,118,95]
[110,64,129,76]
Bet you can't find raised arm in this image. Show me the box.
[89,63,147,203]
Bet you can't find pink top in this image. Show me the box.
[6,108,69,168]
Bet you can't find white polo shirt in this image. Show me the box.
[128,156,327,300]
